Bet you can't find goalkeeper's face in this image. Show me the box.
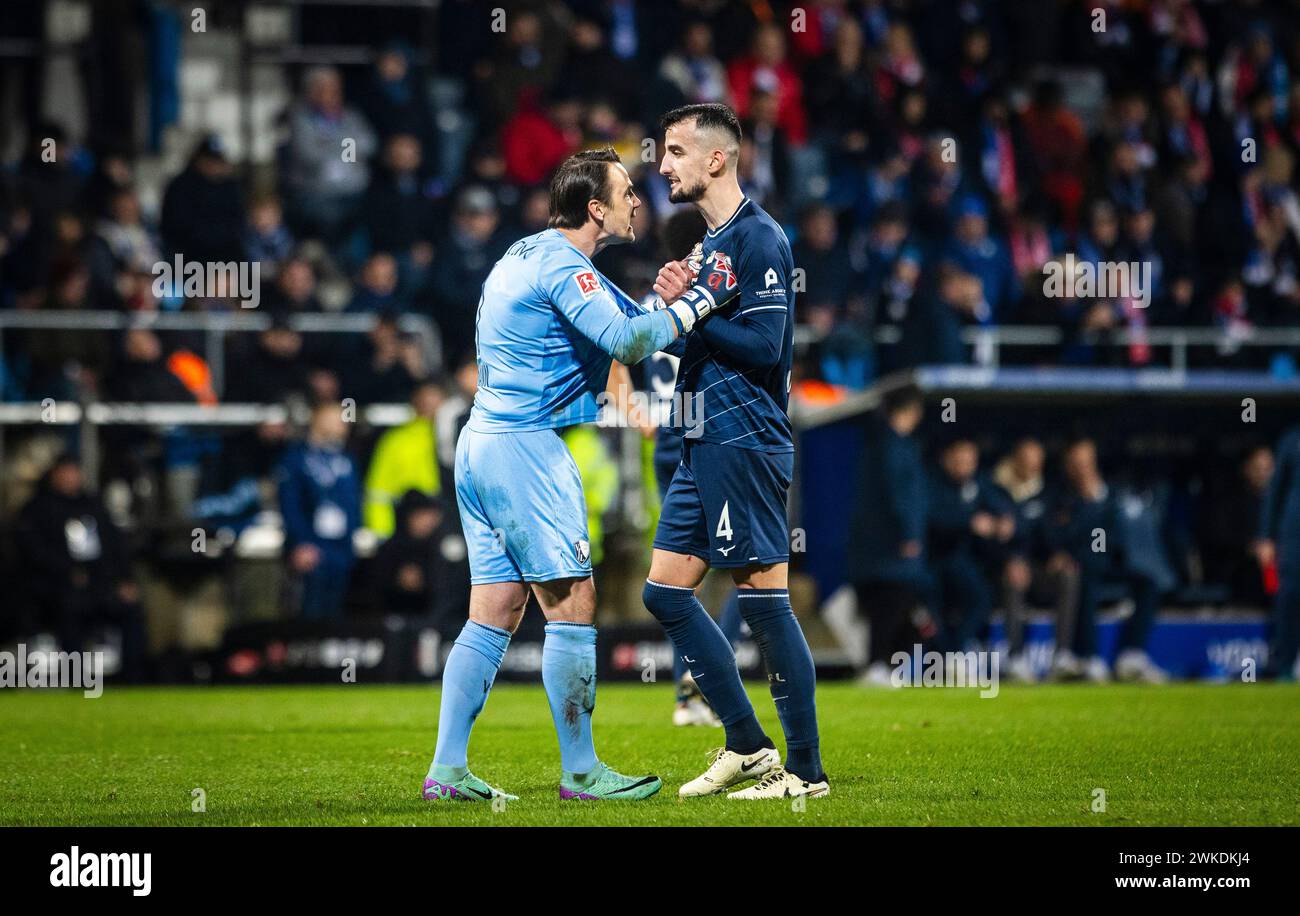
[598,162,641,245]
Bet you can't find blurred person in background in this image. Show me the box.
[362,133,436,299]
[898,264,980,367]
[343,310,424,405]
[284,66,377,246]
[364,377,444,539]
[1257,426,1300,680]
[994,437,1080,682]
[926,438,1013,657]
[368,491,469,633]
[848,384,927,687]
[16,454,147,681]
[226,314,314,404]
[428,185,506,362]
[657,20,730,106]
[1201,445,1272,609]
[727,22,808,145]
[243,195,296,283]
[941,193,1017,323]
[356,41,438,160]
[276,404,361,620]
[87,185,160,309]
[349,252,407,315]
[160,135,244,265]
[265,256,323,314]
[1047,439,1169,683]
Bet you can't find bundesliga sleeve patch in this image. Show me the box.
[573,270,601,299]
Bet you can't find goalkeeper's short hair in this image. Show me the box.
[548,147,620,230]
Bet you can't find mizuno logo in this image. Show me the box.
[717,545,737,556]
[683,656,696,664]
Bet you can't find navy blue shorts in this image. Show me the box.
[653,439,793,569]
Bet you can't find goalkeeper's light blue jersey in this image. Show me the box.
[467,228,679,434]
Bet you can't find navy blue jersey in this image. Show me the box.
[672,199,794,454]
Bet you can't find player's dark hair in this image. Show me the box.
[659,103,743,146]
[548,147,621,230]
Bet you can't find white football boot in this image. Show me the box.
[1114,649,1170,684]
[727,766,830,800]
[678,746,780,797]
[1082,655,1112,683]
[672,697,723,727]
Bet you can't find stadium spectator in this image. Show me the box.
[847,384,927,687]
[926,438,1012,656]
[727,23,808,146]
[341,310,425,406]
[427,185,506,361]
[159,135,244,264]
[276,405,361,619]
[898,265,980,367]
[500,91,583,187]
[368,490,468,630]
[657,20,731,107]
[87,185,160,309]
[474,6,565,128]
[363,376,443,539]
[355,41,438,162]
[993,437,1080,682]
[1048,439,1170,683]
[283,66,377,245]
[226,316,314,404]
[362,134,436,297]
[243,195,296,282]
[1201,445,1273,609]
[348,252,406,316]
[192,420,290,536]
[15,454,147,680]
[942,194,1017,323]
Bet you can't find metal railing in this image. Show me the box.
[794,323,1300,372]
[0,309,442,397]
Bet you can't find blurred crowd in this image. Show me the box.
[3,0,1300,678]
[847,385,1299,684]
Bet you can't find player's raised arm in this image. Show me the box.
[693,230,789,369]
[546,261,705,365]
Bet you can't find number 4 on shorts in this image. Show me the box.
[716,500,733,541]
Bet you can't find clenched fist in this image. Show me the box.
[653,259,696,305]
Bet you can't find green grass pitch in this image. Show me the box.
[1,682,1297,826]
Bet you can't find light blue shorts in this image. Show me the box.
[455,426,593,585]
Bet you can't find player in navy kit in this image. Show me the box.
[640,210,745,728]
[643,104,829,799]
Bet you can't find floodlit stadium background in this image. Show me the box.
[1,0,1298,687]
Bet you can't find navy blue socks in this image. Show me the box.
[643,580,770,753]
[737,589,824,782]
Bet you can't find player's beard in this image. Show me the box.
[668,177,706,204]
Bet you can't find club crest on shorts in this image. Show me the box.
[574,538,591,565]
